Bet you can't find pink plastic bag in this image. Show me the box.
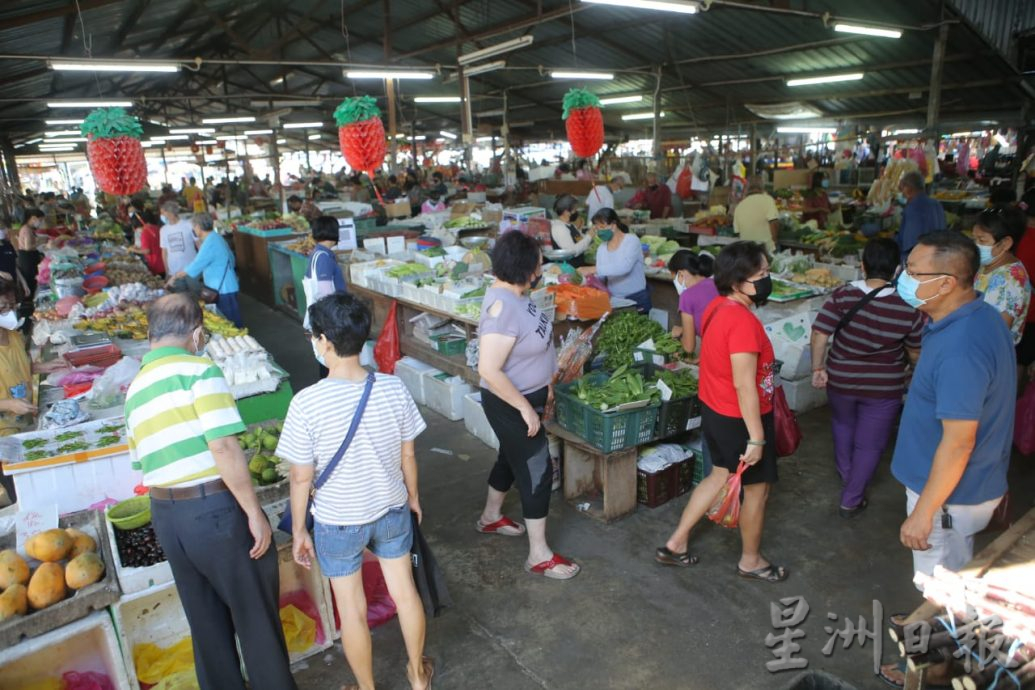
[707,461,748,529]
[62,671,115,690]
[1015,380,1035,455]
[328,552,398,633]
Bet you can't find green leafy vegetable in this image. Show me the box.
[594,312,666,371]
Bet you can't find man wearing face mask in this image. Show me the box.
[626,172,672,219]
[123,294,297,690]
[896,170,946,265]
[549,194,593,267]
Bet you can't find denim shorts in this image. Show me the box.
[313,506,413,578]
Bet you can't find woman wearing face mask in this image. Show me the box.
[802,171,832,227]
[166,213,242,328]
[972,206,1031,345]
[579,208,651,313]
[656,242,787,582]
[549,194,593,267]
[668,250,718,361]
[476,231,580,580]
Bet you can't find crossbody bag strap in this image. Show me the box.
[832,284,892,336]
[313,372,375,491]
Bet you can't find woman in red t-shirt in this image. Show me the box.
[128,209,165,276]
[656,241,787,582]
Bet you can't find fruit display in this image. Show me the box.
[285,236,317,254]
[867,157,920,206]
[689,208,733,232]
[335,95,387,182]
[203,308,248,337]
[81,107,147,196]
[245,218,293,231]
[932,189,969,201]
[279,212,311,234]
[11,420,126,463]
[562,88,604,158]
[113,524,166,569]
[73,305,148,339]
[788,267,842,288]
[239,422,286,486]
[87,218,127,243]
[444,215,485,229]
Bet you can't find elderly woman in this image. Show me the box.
[167,212,242,327]
[972,205,1031,345]
[657,241,787,582]
[477,231,580,580]
[578,208,651,313]
[550,194,593,267]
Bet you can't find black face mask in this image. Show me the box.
[530,273,543,289]
[570,210,579,222]
[747,275,772,305]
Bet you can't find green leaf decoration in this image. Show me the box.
[334,95,382,127]
[79,108,144,140]
[562,88,602,120]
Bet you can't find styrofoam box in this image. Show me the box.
[0,611,132,690]
[112,581,192,690]
[276,540,335,664]
[779,376,828,413]
[6,449,142,516]
[394,356,438,405]
[462,391,499,449]
[104,508,173,595]
[401,282,422,304]
[422,371,473,421]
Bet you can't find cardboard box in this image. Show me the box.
[384,200,410,219]
[481,208,503,225]
[450,201,481,217]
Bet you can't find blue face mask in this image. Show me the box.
[311,337,327,366]
[895,272,944,309]
[977,243,997,266]
[897,194,908,205]
[820,179,829,189]
[597,228,614,242]
[160,214,169,225]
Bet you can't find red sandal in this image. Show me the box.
[525,553,581,580]
[476,516,526,536]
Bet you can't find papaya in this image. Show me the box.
[27,562,67,610]
[0,549,30,589]
[65,552,105,590]
[0,583,28,620]
[25,529,73,562]
[65,528,97,558]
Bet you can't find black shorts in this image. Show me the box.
[701,402,778,485]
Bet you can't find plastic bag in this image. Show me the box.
[62,671,115,690]
[363,552,398,628]
[1014,380,1035,455]
[707,461,748,528]
[280,589,326,645]
[152,670,201,690]
[279,603,316,654]
[374,300,401,374]
[676,166,693,200]
[773,386,802,457]
[548,284,611,321]
[133,637,195,686]
[87,356,141,409]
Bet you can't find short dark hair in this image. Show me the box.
[668,249,714,278]
[139,209,159,225]
[388,175,398,184]
[862,238,900,281]
[916,231,979,288]
[287,195,303,205]
[1021,188,1035,218]
[432,172,443,181]
[0,272,16,305]
[975,206,1025,250]
[308,293,371,357]
[590,207,629,233]
[491,231,541,286]
[553,194,578,218]
[311,216,340,243]
[25,208,44,221]
[713,241,769,296]
[148,294,202,341]
[899,171,924,192]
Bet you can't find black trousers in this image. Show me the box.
[150,490,298,690]
[481,386,552,519]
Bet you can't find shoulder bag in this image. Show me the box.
[198,260,230,304]
[832,283,893,336]
[277,372,375,533]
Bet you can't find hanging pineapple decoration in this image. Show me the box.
[334,95,387,201]
[80,108,148,196]
[563,88,604,158]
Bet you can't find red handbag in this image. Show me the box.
[773,385,802,457]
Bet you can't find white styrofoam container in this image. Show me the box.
[4,450,142,516]
[422,371,473,421]
[400,282,422,304]
[112,581,192,690]
[276,540,335,664]
[104,510,173,595]
[394,356,438,405]
[462,391,499,449]
[779,376,828,413]
[0,611,132,690]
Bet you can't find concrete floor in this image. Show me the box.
[240,294,1035,690]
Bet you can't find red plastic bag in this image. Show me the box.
[1014,380,1035,455]
[329,552,397,631]
[773,386,802,457]
[676,167,693,199]
[707,461,748,528]
[374,300,401,374]
[62,671,115,690]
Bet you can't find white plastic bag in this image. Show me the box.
[86,357,141,409]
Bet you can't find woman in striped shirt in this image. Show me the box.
[810,239,925,518]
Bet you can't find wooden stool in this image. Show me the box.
[546,422,637,523]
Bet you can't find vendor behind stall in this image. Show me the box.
[550,194,593,267]
[626,172,672,219]
[801,171,832,228]
[586,174,627,221]
[732,177,779,251]
[580,208,651,313]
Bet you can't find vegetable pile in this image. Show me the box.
[594,312,681,370]
[573,365,660,411]
[653,367,699,399]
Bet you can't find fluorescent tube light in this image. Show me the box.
[833,23,902,39]
[892,128,920,135]
[38,146,77,152]
[202,116,257,124]
[476,136,495,142]
[50,60,179,73]
[48,100,132,108]
[463,61,506,77]
[169,127,215,134]
[150,134,188,141]
[477,109,505,117]
[45,119,84,125]
[551,71,614,80]
[42,137,87,142]
[346,71,434,80]
[787,72,864,87]
[622,112,665,120]
[197,140,218,145]
[308,134,322,140]
[249,99,322,108]
[581,0,699,14]
[45,130,81,137]
[439,131,458,139]
[414,97,462,103]
[276,139,287,144]
[458,36,533,66]
[244,129,274,135]
[25,138,43,145]
[283,122,323,129]
[414,135,427,141]
[215,135,248,141]
[600,95,643,105]
[776,126,836,134]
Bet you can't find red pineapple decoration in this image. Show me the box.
[562,88,604,158]
[80,108,147,195]
[334,95,386,186]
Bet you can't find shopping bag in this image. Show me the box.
[707,461,748,529]
[410,512,452,617]
[1014,380,1035,455]
[773,386,802,458]
[374,300,402,374]
[133,638,195,686]
[676,166,693,199]
[363,552,398,628]
[279,603,317,654]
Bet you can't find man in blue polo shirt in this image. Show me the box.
[891,231,1013,579]
[896,171,946,264]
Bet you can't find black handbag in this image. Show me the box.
[409,512,452,618]
[277,372,375,533]
[199,261,231,304]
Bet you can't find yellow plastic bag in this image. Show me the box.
[133,637,195,686]
[153,669,201,690]
[280,604,316,654]
[16,680,62,690]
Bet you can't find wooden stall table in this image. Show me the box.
[546,421,638,524]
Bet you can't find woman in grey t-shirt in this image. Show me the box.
[476,231,580,580]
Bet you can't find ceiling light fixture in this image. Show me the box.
[38,145,77,152]
[45,130,81,137]
[169,127,215,134]
[600,95,643,105]
[551,71,614,80]
[833,23,902,39]
[244,129,274,135]
[50,60,179,73]
[476,136,495,142]
[283,122,323,129]
[462,61,507,77]
[308,134,322,140]
[477,109,505,117]
[197,140,218,145]
[581,0,700,14]
[42,137,87,142]
[509,120,534,127]
[154,134,189,140]
[45,119,84,125]
[346,70,434,80]
[786,72,864,87]
[776,126,836,134]
[48,100,132,108]
[276,138,287,144]
[25,138,43,145]
[215,135,248,141]
[414,96,462,103]
[457,35,534,65]
[249,99,321,108]
[202,116,257,124]
[439,130,458,139]
[622,111,665,120]
[413,135,427,141]
[892,128,920,135]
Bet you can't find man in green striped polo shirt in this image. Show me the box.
[124,294,297,690]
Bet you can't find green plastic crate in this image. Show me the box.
[555,373,660,453]
[432,335,467,356]
[657,396,695,440]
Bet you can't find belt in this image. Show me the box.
[150,478,228,501]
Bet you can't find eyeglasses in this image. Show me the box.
[903,270,957,279]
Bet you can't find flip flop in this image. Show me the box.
[737,563,789,583]
[655,546,699,567]
[525,553,580,580]
[476,516,526,536]
[877,660,952,689]
[422,656,435,690]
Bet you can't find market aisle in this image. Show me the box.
[241,296,1035,690]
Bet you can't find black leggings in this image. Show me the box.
[481,386,552,520]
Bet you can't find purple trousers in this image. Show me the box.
[827,389,902,509]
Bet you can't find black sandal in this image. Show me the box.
[655,546,699,567]
[737,563,788,582]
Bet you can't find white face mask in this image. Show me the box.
[192,328,207,358]
[673,274,687,296]
[311,337,327,366]
[0,310,24,331]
